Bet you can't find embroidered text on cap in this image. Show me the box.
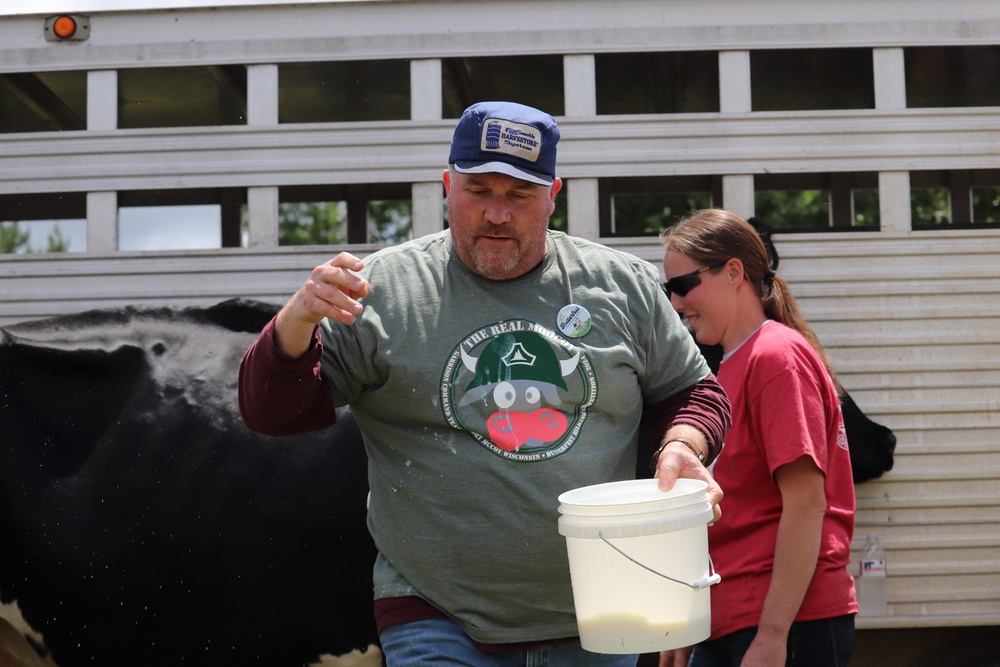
[481,118,543,164]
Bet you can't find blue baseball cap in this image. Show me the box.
[448,101,560,186]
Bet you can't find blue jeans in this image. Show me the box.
[380,618,639,667]
[689,614,855,667]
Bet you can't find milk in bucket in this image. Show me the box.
[557,478,720,654]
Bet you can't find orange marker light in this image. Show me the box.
[44,15,90,42]
[52,15,78,39]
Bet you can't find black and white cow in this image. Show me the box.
[0,295,893,666]
[0,299,379,666]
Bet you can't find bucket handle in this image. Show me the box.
[598,532,722,590]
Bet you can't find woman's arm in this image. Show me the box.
[741,455,827,667]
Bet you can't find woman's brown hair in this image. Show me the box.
[661,208,842,394]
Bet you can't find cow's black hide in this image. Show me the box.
[839,390,896,483]
[696,342,896,483]
[0,299,378,666]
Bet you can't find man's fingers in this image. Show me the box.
[285,255,370,327]
[653,447,723,524]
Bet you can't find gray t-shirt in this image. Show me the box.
[319,229,708,644]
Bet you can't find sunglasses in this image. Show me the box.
[663,262,724,299]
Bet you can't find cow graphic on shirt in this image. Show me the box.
[441,321,597,461]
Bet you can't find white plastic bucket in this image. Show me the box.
[557,478,720,654]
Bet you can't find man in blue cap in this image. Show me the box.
[238,101,731,666]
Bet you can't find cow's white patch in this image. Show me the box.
[0,600,58,667]
[309,644,383,666]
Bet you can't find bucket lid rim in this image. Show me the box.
[558,478,708,511]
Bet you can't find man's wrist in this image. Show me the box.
[650,436,706,473]
[665,437,705,462]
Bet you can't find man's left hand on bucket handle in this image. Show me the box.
[651,426,723,524]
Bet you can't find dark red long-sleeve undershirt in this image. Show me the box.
[239,316,729,463]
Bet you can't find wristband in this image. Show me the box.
[650,437,705,473]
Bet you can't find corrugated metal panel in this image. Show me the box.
[4,109,1000,195]
[0,247,377,326]
[3,0,1000,74]
[775,230,1000,628]
[3,232,999,631]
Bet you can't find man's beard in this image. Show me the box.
[469,242,521,279]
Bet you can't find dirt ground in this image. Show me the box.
[7,597,997,667]
[0,600,383,667]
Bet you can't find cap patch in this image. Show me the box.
[481,118,543,164]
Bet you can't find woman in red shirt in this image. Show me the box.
[658,209,857,667]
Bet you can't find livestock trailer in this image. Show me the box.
[2,1,999,664]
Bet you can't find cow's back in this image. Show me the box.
[0,299,378,666]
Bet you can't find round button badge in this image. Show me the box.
[557,304,592,339]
